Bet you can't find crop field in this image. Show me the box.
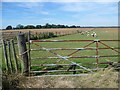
[0,28,94,41]
[28,27,119,75]
[0,28,94,32]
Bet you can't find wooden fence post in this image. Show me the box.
[8,41,13,73]
[28,31,31,76]
[11,39,19,73]
[2,40,10,73]
[17,32,29,76]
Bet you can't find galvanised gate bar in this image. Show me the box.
[29,39,120,76]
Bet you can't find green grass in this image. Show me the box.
[1,28,119,75]
[29,28,119,75]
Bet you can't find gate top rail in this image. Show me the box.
[30,40,120,42]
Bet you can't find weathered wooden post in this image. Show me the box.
[11,39,19,73]
[2,40,10,73]
[8,41,13,73]
[17,32,29,76]
[28,31,31,76]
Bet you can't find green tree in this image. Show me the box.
[65,25,69,28]
[36,25,42,29]
[16,24,24,29]
[24,25,35,29]
[51,24,57,28]
[70,25,76,28]
[6,25,12,30]
[45,23,51,28]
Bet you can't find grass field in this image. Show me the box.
[28,27,119,75]
[1,27,119,88]
[1,27,119,75]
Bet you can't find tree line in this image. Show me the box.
[5,23,81,30]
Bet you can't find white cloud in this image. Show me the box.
[60,3,97,12]
[80,16,118,26]
[61,3,86,12]
[41,11,49,15]
[2,0,120,2]
[17,2,43,9]
[17,2,50,15]
[60,2,118,13]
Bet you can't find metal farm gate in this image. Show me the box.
[28,39,120,76]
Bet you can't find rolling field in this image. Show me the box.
[29,27,119,75]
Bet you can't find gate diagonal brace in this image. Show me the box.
[52,55,93,72]
[31,42,93,72]
[53,55,93,72]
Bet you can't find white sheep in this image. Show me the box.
[91,32,97,37]
[87,32,90,36]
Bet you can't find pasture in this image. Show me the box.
[29,27,119,75]
[1,27,119,88]
[1,27,119,75]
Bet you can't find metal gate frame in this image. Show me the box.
[28,39,120,76]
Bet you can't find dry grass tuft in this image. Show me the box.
[2,68,119,88]
[18,68,119,88]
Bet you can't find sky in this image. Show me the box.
[1,0,119,29]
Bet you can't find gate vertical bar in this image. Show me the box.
[96,41,99,70]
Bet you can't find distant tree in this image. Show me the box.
[51,24,57,28]
[45,23,51,28]
[70,25,76,28]
[24,25,35,29]
[7,23,80,29]
[16,24,24,29]
[61,25,66,28]
[76,26,81,28]
[65,25,69,28]
[57,24,61,28]
[36,25,42,29]
[6,25,12,30]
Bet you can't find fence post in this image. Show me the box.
[2,40,10,73]
[8,41,13,73]
[28,31,31,76]
[17,32,29,76]
[11,39,19,73]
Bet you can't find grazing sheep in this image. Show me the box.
[91,32,97,37]
[87,33,90,36]
[86,31,90,36]
[81,31,85,35]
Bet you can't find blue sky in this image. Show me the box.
[1,2,118,29]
